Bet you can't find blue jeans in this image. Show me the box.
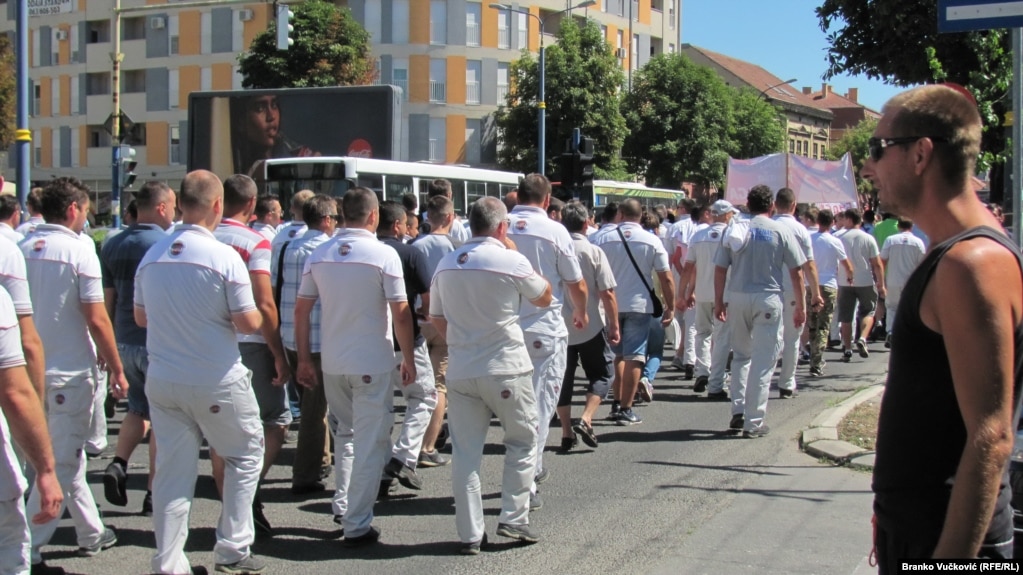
[642,316,665,382]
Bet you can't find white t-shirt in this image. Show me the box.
[0,287,26,501]
[669,215,697,262]
[22,224,104,375]
[214,218,273,344]
[430,237,548,380]
[811,231,849,289]
[773,213,814,295]
[298,228,406,376]
[450,217,471,244]
[595,221,669,314]
[565,233,616,345]
[880,231,926,295]
[685,222,727,303]
[589,223,617,245]
[0,223,23,244]
[0,236,32,316]
[15,216,43,238]
[508,205,582,337]
[839,228,880,287]
[135,225,256,386]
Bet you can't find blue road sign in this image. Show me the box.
[939,0,1023,32]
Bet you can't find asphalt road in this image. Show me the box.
[45,341,889,575]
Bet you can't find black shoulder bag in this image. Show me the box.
[274,241,291,323]
[616,226,663,318]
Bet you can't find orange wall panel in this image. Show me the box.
[38,77,50,118]
[147,122,169,166]
[59,75,70,116]
[211,63,233,90]
[146,0,165,5]
[243,5,270,49]
[528,6,539,52]
[39,128,51,168]
[409,55,429,103]
[606,24,617,45]
[481,3,498,48]
[179,66,200,106]
[639,0,650,25]
[178,11,201,56]
[446,115,466,164]
[410,0,429,44]
[446,56,465,105]
[57,25,70,65]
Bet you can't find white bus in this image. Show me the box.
[259,156,522,215]
[590,180,688,211]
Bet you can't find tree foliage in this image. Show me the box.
[817,0,1010,199]
[0,35,15,149]
[495,19,627,178]
[828,116,878,194]
[621,54,785,189]
[238,0,377,89]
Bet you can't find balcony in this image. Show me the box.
[467,23,481,47]
[497,84,509,104]
[428,139,444,162]
[429,81,446,103]
[466,81,480,105]
[392,77,409,101]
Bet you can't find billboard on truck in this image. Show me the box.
[187,85,402,179]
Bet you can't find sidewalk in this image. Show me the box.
[802,384,884,471]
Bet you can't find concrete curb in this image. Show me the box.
[801,383,884,469]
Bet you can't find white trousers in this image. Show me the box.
[448,372,537,544]
[323,371,393,539]
[28,371,104,564]
[85,370,108,454]
[727,293,783,432]
[147,373,264,574]
[695,302,731,393]
[777,290,803,392]
[681,307,697,365]
[885,287,902,335]
[525,332,566,479]
[0,496,29,575]
[391,343,437,468]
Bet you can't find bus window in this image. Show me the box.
[357,173,384,200]
[385,175,414,203]
[466,181,487,206]
[499,183,517,197]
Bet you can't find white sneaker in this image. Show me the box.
[638,377,654,403]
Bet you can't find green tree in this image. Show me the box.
[0,35,15,149]
[238,0,377,89]
[828,116,878,194]
[729,87,787,160]
[817,0,1010,200]
[495,19,627,178]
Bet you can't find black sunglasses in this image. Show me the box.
[867,136,948,162]
[326,214,340,222]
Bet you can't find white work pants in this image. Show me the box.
[0,496,29,575]
[696,302,731,393]
[777,290,803,393]
[727,292,783,432]
[391,343,437,468]
[525,332,566,479]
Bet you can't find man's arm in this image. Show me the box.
[926,242,1021,558]
[870,255,887,299]
[250,273,291,385]
[598,288,620,345]
[104,287,117,321]
[294,297,317,389]
[81,301,128,399]
[0,365,62,524]
[565,279,589,331]
[390,300,417,386]
[840,258,855,285]
[530,280,553,308]
[678,261,696,309]
[655,269,675,326]
[803,260,823,307]
[788,267,806,328]
[17,316,44,401]
[431,315,448,342]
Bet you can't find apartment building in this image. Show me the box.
[3,0,680,196]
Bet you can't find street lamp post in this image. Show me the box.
[490,0,595,175]
[759,78,798,99]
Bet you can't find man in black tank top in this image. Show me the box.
[860,84,1023,571]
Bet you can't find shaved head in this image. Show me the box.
[179,170,223,211]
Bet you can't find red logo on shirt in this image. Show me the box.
[169,241,184,256]
[533,340,542,349]
[54,393,64,405]
[623,230,632,239]
[362,375,372,384]
[501,390,511,399]
[339,243,352,256]
[210,405,221,414]
[289,229,298,238]
[515,220,527,231]
[457,253,469,264]
[711,232,719,239]
[32,239,44,252]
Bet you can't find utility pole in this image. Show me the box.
[15,0,29,218]
[110,0,124,227]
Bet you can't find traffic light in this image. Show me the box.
[559,151,578,191]
[276,4,294,50]
[119,145,137,190]
[575,137,594,192]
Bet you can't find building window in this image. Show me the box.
[466,60,481,105]
[130,123,147,147]
[200,67,212,91]
[70,25,80,63]
[88,125,111,148]
[200,12,211,54]
[789,139,795,154]
[33,134,40,166]
[123,17,146,40]
[87,20,110,43]
[51,29,59,65]
[429,58,446,103]
[364,0,381,43]
[465,126,481,165]
[70,127,79,167]
[169,15,179,55]
[32,84,40,116]
[466,3,481,47]
[631,34,638,70]
[70,76,79,115]
[813,142,818,159]
[392,0,409,44]
[515,12,527,49]
[497,9,510,49]
[430,0,447,45]
[123,70,146,93]
[52,130,60,168]
[170,125,181,164]
[497,62,509,103]
[169,69,179,109]
[428,117,446,162]
[51,78,59,116]
[392,60,409,101]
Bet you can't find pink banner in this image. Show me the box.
[725,153,860,207]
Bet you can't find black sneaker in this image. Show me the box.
[214,553,266,574]
[743,425,771,439]
[343,525,381,547]
[496,523,540,544]
[558,434,577,453]
[809,366,824,377]
[798,350,810,365]
[252,497,272,536]
[728,414,744,433]
[616,408,642,426]
[707,390,729,401]
[572,419,599,448]
[461,533,488,555]
[103,461,128,507]
[30,562,66,575]
[606,404,621,422]
[434,423,449,452]
[841,349,853,363]
[104,393,117,419]
[192,567,209,575]
[142,491,153,516]
[683,364,695,380]
[378,478,398,500]
[693,375,708,393]
[778,388,795,399]
[884,334,891,349]
[291,481,326,495]
[384,457,423,490]
[856,338,869,358]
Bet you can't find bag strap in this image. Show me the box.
[274,241,292,322]
[616,226,655,294]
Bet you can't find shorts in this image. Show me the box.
[611,312,650,362]
[119,343,150,419]
[421,322,448,394]
[836,285,878,323]
[240,342,292,427]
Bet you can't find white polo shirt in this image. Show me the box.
[565,233,616,346]
[22,224,104,375]
[880,231,926,293]
[298,227,406,376]
[0,236,32,316]
[595,221,669,314]
[685,222,727,303]
[811,231,849,289]
[0,287,26,501]
[450,217,471,244]
[15,216,44,238]
[0,223,22,244]
[773,213,815,295]
[214,218,272,344]
[669,215,697,259]
[252,222,278,243]
[838,228,880,287]
[508,205,582,337]
[589,223,617,245]
[430,236,548,380]
[135,224,256,386]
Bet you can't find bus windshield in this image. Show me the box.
[261,159,352,208]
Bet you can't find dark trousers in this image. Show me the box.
[558,330,614,407]
[876,523,1013,574]
[285,348,331,485]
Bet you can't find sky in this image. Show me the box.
[681,0,904,111]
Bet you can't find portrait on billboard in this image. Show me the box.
[230,94,320,177]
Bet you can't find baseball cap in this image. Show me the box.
[710,200,739,216]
